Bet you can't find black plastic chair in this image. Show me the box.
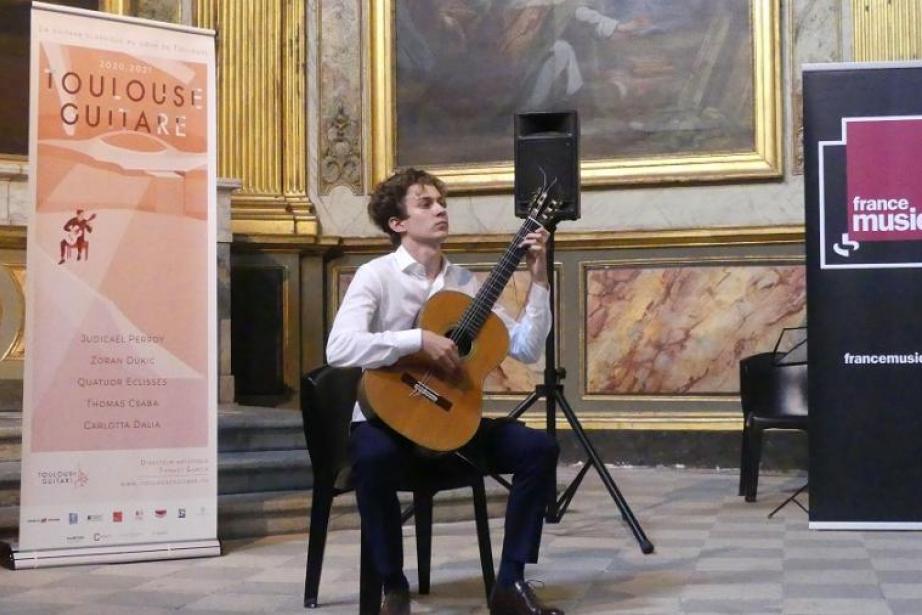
[738,352,808,502]
[300,365,495,613]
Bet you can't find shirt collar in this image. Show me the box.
[394,245,451,277]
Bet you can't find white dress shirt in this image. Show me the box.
[327,245,552,422]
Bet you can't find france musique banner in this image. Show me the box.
[805,61,922,529]
[18,4,217,562]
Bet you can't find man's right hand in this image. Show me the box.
[420,330,462,375]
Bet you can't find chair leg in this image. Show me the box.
[360,529,382,615]
[472,479,495,601]
[738,424,750,497]
[413,492,433,595]
[304,480,334,608]
[745,425,764,502]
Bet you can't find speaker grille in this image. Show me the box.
[514,111,580,221]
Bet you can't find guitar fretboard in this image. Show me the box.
[451,217,544,343]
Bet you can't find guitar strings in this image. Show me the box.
[450,217,541,341]
[451,184,551,340]
[446,222,532,351]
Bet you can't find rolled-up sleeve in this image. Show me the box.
[496,283,552,365]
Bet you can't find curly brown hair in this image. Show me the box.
[368,168,447,247]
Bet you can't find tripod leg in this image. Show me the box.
[507,390,541,421]
[551,459,591,521]
[554,390,654,554]
[767,482,809,519]
[545,384,558,523]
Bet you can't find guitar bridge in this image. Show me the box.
[400,373,452,411]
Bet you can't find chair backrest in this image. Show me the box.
[300,365,362,488]
[739,352,808,418]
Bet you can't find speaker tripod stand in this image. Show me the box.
[507,234,654,554]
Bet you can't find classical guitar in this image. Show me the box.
[357,187,563,453]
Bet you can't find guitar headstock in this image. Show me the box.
[526,183,566,231]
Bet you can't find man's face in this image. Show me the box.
[390,182,449,245]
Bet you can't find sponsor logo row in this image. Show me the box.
[28,506,205,526]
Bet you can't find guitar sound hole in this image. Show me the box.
[445,327,472,358]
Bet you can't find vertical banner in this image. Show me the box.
[805,62,922,529]
[14,3,218,565]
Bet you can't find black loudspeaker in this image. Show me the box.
[514,111,580,221]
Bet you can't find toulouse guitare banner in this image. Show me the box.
[804,61,922,530]
[11,3,217,567]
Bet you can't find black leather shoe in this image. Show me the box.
[488,580,564,615]
[380,587,411,615]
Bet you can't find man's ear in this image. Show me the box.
[388,216,406,235]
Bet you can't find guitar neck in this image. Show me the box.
[455,217,544,338]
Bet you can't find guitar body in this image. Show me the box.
[358,290,509,452]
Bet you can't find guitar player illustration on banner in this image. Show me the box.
[58,209,96,265]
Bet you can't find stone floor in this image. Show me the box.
[2,466,922,614]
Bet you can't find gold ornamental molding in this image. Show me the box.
[332,225,805,255]
[0,227,27,251]
[194,0,316,236]
[1,264,26,361]
[0,154,28,169]
[0,159,27,187]
[484,409,743,431]
[99,0,128,15]
[232,232,338,253]
[853,0,922,61]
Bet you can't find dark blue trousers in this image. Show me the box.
[349,418,559,581]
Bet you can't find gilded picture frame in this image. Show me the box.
[370,0,782,191]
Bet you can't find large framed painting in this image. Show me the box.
[371,0,781,191]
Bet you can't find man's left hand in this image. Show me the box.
[521,228,550,288]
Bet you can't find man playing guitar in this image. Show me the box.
[58,209,95,264]
[327,169,564,615]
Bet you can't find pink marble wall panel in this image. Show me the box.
[586,263,805,395]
